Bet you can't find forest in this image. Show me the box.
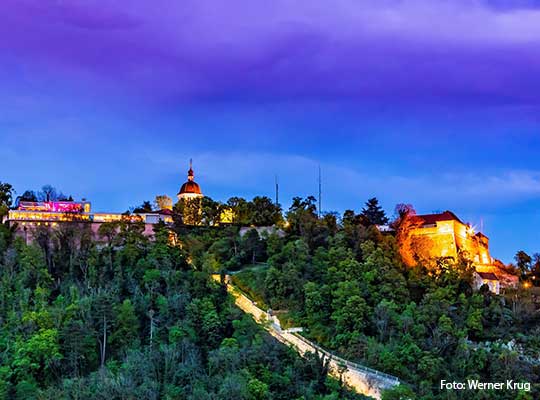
[0,184,366,399]
[174,196,540,399]
[0,183,539,399]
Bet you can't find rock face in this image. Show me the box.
[213,274,400,400]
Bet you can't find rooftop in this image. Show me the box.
[410,210,463,225]
[476,271,499,281]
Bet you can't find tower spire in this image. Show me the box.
[187,159,194,181]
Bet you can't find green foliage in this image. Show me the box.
[228,205,539,399]
[0,208,366,400]
[1,185,538,399]
[171,195,282,228]
[381,384,416,400]
[110,299,140,353]
[0,182,14,217]
[361,197,389,225]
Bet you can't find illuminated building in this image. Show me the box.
[4,201,173,242]
[3,159,207,237]
[7,201,172,224]
[401,211,517,293]
[177,159,203,201]
[406,211,492,266]
[474,272,500,295]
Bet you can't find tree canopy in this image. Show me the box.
[360,197,389,225]
[1,183,537,399]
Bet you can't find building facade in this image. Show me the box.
[401,211,518,293]
[407,211,492,266]
[3,200,173,242]
[2,159,208,240]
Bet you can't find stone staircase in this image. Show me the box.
[213,274,400,399]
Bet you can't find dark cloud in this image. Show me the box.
[3,0,540,106]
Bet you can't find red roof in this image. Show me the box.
[476,272,498,281]
[410,211,463,225]
[178,180,202,195]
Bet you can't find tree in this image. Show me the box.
[154,195,173,211]
[250,196,282,226]
[201,196,222,226]
[361,197,388,225]
[226,197,251,225]
[88,290,117,368]
[247,378,269,400]
[285,196,329,250]
[174,198,203,225]
[381,384,415,400]
[304,282,332,339]
[530,253,540,286]
[0,181,14,217]
[110,299,140,355]
[132,200,153,213]
[240,229,266,265]
[187,297,223,352]
[37,185,66,202]
[12,328,62,385]
[18,190,38,202]
[333,295,368,334]
[393,204,419,267]
[515,250,532,278]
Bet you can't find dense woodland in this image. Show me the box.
[0,184,365,399]
[0,183,539,399]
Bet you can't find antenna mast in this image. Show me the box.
[275,175,279,206]
[318,165,322,218]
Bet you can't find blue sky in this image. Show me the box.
[2,0,540,263]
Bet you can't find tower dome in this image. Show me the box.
[177,159,203,200]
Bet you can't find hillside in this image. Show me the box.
[0,220,366,399]
[0,192,539,399]
[184,199,539,399]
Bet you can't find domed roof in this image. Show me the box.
[178,180,202,195]
[177,159,203,197]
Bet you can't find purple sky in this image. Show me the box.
[2,0,540,263]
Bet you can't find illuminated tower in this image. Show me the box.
[177,159,203,201]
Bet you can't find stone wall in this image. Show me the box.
[213,275,401,399]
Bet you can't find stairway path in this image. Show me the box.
[212,275,400,400]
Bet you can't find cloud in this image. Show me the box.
[2,0,540,106]
[138,149,540,215]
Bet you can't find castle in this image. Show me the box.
[400,210,518,293]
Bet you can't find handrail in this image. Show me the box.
[289,332,400,384]
[216,274,402,393]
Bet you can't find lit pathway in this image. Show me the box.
[212,274,400,400]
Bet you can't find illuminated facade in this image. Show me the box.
[3,159,207,237]
[3,201,173,241]
[402,211,517,293]
[406,211,492,266]
[474,272,500,295]
[6,201,172,225]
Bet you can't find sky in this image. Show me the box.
[2,0,540,263]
